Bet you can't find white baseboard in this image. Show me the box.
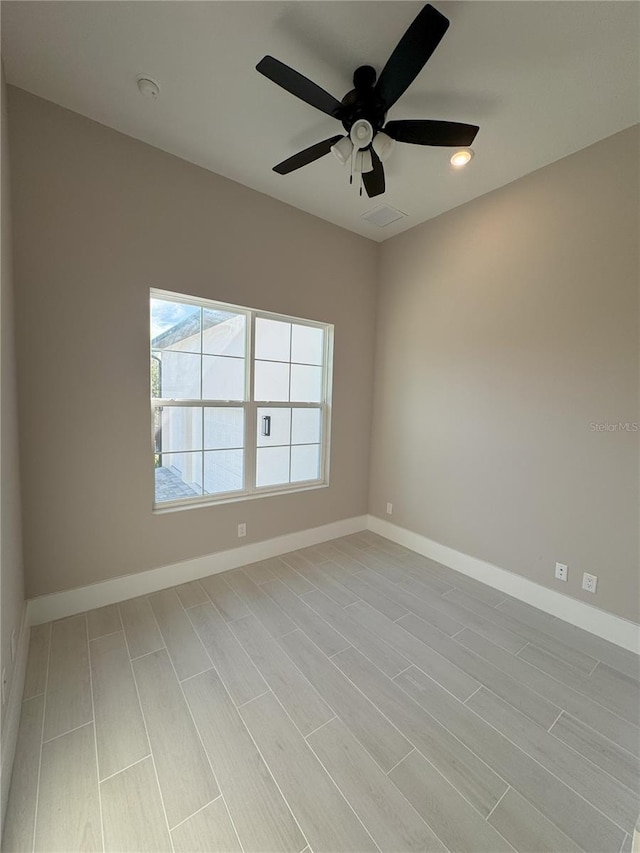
[25,511,639,654]
[27,515,368,625]
[0,603,29,834]
[367,515,640,654]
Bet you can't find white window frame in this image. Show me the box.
[150,288,333,512]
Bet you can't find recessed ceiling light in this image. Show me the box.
[450,149,474,168]
[137,76,160,99]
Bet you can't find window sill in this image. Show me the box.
[152,481,329,514]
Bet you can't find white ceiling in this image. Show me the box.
[2,1,639,241]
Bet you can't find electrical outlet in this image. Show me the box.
[555,562,568,582]
[237,522,246,538]
[10,629,16,662]
[386,502,393,515]
[582,572,598,593]
[1,669,6,706]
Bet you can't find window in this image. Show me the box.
[150,290,333,508]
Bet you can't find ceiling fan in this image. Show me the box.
[256,3,479,198]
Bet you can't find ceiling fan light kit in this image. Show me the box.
[256,3,479,198]
[350,119,374,149]
[372,132,395,163]
[331,135,353,165]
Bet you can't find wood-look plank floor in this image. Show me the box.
[3,532,639,853]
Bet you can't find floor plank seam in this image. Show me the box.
[42,719,93,745]
[235,688,271,708]
[219,795,244,853]
[171,662,229,842]
[588,659,602,676]
[31,624,52,853]
[484,785,511,821]
[301,722,385,853]
[212,674,312,852]
[121,612,176,851]
[390,672,513,796]
[302,715,338,741]
[452,629,640,762]
[98,753,152,784]
[129,645,166,662]
[410,624,640,804]
[21,691,45,703]
[460,687,633,835]
[88,628,122,643]
[545,715,640,798]
[275,630,412,775]
[546,709,564,732]
[86,616,106,853]
[512,649,640,726]
[183,600,207,610]
[168,794,223,833]
[178,665,215,683]
[462,685,483,706]
[384,747,416,777]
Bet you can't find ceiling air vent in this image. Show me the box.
[361,204,407,228]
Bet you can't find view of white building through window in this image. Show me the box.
[151,291,333,507]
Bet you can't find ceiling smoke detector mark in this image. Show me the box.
[137,75,160,99]
[362,204,407,228]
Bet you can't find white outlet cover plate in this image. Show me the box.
[555,562,568,581]
[582,572,598,593]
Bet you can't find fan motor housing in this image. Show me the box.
[340,66,387,134]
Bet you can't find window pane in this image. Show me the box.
[291,408,321,445]
[254,361,290,402]
[257,408,291,447]
[155,452,203,502]
[151,300,201,354]
[256,446,290,488]
[204,408,244,449]
[203,309,246,358]
[255,318,291,362]
[154,351,201,399]
[155,406,202,453]
[290,364,322,402]
[291,444,320,482]
[291,324,324,366]
[204,450,244,494]
[203,355,245,401]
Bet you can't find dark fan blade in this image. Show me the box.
[375,5,450,110]
[385,120,479,147]
[257,56,342,118]
[362,148,385,198]
[273,136,343,175]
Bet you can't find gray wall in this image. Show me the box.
[0,67,25,772]
[370,125,639,622]
[8,87,377,598]
[7,84,639,624]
